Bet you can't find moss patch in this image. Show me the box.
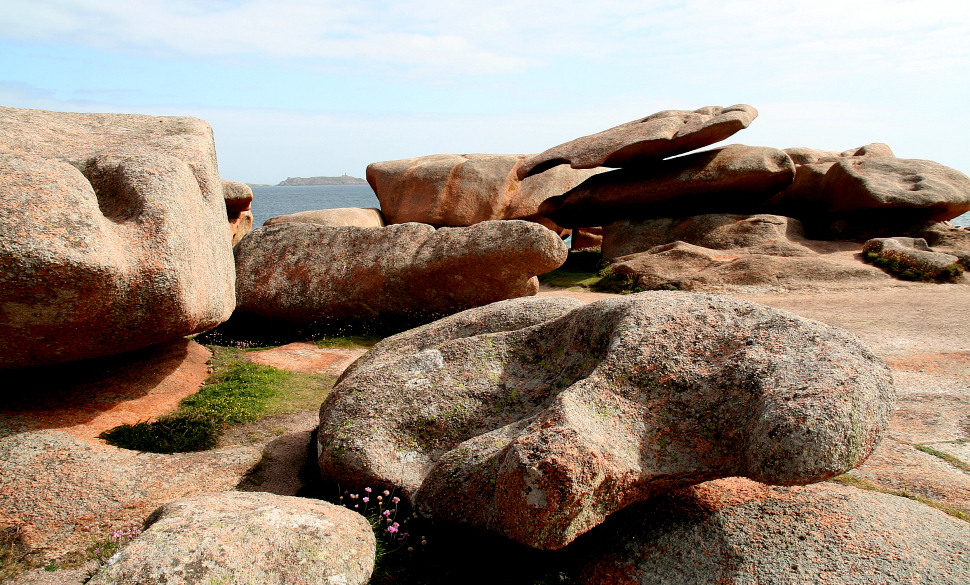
[863,250,963,283]
[830,474,970,523]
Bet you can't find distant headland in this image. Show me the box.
[275,174,367,186]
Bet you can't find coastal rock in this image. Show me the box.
[230,210,253,246]
[601,214,813,261]
[571,478,970,584]
[367,153,601,229]
[517,104,758,179]
[537,145,795,229]
[222,180,253,216]
[0,110,236,371]
[770,152,970,238]
[87,491,375,585]
[571,227,603,250]
[233,220,567,329]
[318,292,894,549]
[862,237,963,281]
[264,207,385,228]
[607,241,890,291]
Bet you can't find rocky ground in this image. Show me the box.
[2,282,968,584]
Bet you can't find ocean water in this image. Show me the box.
[248,184,970,231]
[249,185,380,227]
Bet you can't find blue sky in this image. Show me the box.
[1,0,968,184]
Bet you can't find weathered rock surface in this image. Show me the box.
[771,153,970,238]
[234,220,567,329]
[0,430,261,558]
[571,227,603,250]
[537,145,795,229]
[862,237,963,281]
[517,105,758,179]
[223,180,254,245]
[366,153,602,229]
[318,292,894,549]
[608,241,891,291]
[0,106,235,368]
[602,214,814,261]
[571,478,970,584]
[264,207,385,228]
[87,491,375,585]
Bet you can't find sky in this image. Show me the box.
[1,0,968,185]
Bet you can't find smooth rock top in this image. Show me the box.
[517,104,758,179]
[222,180,254,216]
[263,207,385,228]
[319,292,894,549]
[87,491,376,585]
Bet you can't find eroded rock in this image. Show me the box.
[862,237,963,281]
[537,145,795,229]
[517,104,758,178]
[367,153,601,230]
[264,207,385,228]
[0,106,235,368]
[318,293,894,549]
[233,220,567,330]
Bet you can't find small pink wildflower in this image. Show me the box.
[362,497,369,503]
[392,497,400,504]
[382,510,391,517]
[388,523,399,534]
[364,487,372,493]
[383,490,390,496]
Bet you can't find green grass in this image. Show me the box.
[0,526,40,581]
[909,443,970,473]
[99,345,334,453]
[313,335,382,350]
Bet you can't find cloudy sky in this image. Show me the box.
[1,0,968,184]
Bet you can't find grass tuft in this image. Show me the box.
[830,474,970,523]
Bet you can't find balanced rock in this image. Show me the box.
[0,106,235,368]
[87,491,375,585]
[366,153,601,230]
[234,220,567,329]
[602,214,814,261]
[318,293,894,549]
[517,104,758,179]
[223,181,254,246]
[537,145,796,229]
[862,237,963,281]
[571,478,970,584]
[264,207,385,228]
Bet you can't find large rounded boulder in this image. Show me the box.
[233,220,567,330]
[318,293,894,549]
[0,106,235,368]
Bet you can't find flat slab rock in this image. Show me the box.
[87,491,375,585]
[318,293,894,549]
[570,477,970,584]
[233,220,567,328]
[517,104,758,178]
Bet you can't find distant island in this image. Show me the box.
[277,174,367,186]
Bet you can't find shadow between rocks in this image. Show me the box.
[0,339,193,438]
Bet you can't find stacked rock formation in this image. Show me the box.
[318,293,895,549]
[0,106,236,368]
[223,180,254,245]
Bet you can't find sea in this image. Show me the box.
[249,184,970,229]
[250,185,380,227]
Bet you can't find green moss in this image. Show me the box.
[590,266,645,294]
[863,250,964,283]
[830,474,970,523]
[908,443,970,473]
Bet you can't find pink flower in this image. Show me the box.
[364,487,372,493]
[362,497,369,503]
[388,523,399,534]
[392,497,400,504]
[383,490,390,496]
[382,510,391,517]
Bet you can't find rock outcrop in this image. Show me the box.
[570,478,970,584]
[0,106,235,369]
[87,492,375,585]
[517,104,758,178]
[264,207,385,228]
[318,293,894,549]
[537,145,796,228]
[601,214,814,261]
[367,153,601,230]
[233,220,567,330]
